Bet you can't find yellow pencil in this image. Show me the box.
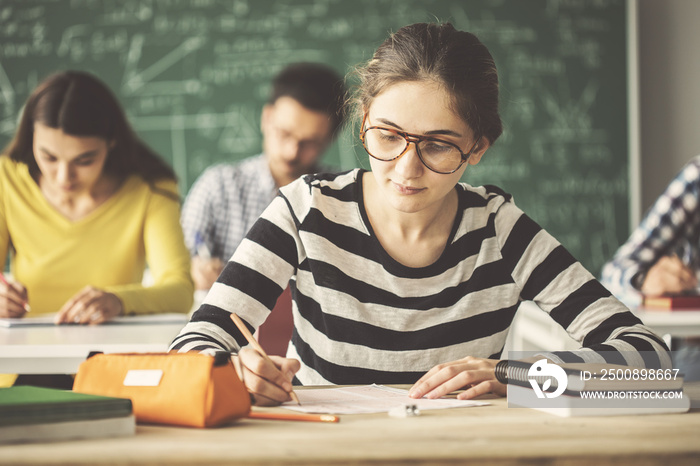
[230,312,301,405]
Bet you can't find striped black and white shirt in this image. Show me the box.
[170,169,669,385]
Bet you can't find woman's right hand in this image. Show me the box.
[0,277,30,318]
[232,347,300,406]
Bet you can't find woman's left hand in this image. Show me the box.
[54,286,124,325]
[408,356,506,400]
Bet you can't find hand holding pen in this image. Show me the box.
[191,232,224,290]
[0,273,31,318]
[640,254,697,296]
[230,313,301,407]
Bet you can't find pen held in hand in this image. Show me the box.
[194,231,212,260]
[230,312,301,405]
[0,272,31,313]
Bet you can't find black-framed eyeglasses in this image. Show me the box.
[359,114,481,174]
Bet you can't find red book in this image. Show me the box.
[642,294,700,311]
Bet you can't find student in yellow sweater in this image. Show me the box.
[0,70,193,324]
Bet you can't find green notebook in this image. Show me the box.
[0,385,133,426]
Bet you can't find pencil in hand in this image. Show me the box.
[0,273,31,313]
[230,312,301,405]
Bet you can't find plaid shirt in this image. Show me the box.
[601,156,700,305]
[181,154,278,262]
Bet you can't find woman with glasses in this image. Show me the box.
[171,23,669,406]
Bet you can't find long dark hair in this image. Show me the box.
[352,22,503,146]
[3,70,176,184]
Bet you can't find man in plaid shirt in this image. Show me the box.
[181,63,346,290]
[601,155,700,379]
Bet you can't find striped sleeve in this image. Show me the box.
[495,201,671,368]
[170,188,303,354]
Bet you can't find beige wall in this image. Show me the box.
[638,0,700,213]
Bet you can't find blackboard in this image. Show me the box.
[0,0,629,275]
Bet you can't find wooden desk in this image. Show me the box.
[2,385,699,465]
[0,322,185,374]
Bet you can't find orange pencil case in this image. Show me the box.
[73,352,250,427]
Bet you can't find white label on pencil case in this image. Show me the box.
[123,370,163,387]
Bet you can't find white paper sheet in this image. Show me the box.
[282,384,489,414]
[0,313,188,328]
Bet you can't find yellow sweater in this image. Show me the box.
[0,157,193,315]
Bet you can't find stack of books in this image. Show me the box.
[642,293,700,311]
[0,385,135,444]
[505,360,690,417]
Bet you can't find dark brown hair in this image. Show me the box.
[353,22,502,146]
[3,70,176,184]
[269,62,348,137]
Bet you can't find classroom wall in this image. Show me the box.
[638,0,700,214]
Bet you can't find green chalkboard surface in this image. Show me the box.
[0,0,628,274]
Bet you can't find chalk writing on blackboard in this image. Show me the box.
[0,0,629,274]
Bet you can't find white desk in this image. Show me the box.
[506,302,700,354]
[634,309,700,338]
[0,322,186,374]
